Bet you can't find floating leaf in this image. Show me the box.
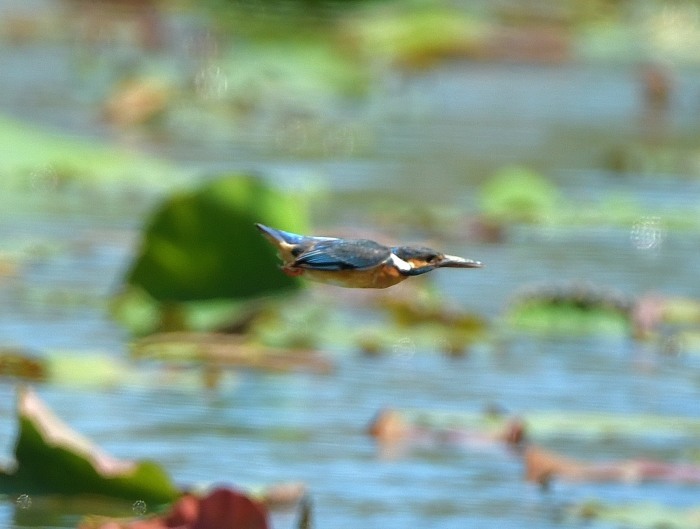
[525,445,700,485]
[368,408,525,453]
[662,297,700,325]
[378,291,487,335]
[479,166,559,223]
[506,303,631,335]
[0,349,243,392]
[113,175,310,335]
[0,387,179,504]
[0,115,185,191]
[122,175,308,303]
[131,332,333,375]
[343,6,486,68]
[390,408,700,441]
[505,281,632,335]
[523,411,700,440]
[11,495,143,528]
[104,78,171,127]
[571,501,700,529]
[81,487,270,529]
[0,348,46,380]
[45,352,134,389]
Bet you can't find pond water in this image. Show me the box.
[1,4,700,528]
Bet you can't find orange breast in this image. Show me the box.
[298,265,407,289]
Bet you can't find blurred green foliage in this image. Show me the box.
[123,175,308,302]
[504,282,632,336]
[113,175,309,335]
[0,388,179,504]
[342,6,486,67]
[186,0,700,70]
[506,303,631,336]
[0,116,184,192]
[571,501,700,529]
[479,166,559,223]
[403,407,700,441]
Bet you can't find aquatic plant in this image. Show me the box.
[479,165,560,224]
[113,174,309,334]
[0,115,185,192]
[505,280,633,336]
[0,387,179,503]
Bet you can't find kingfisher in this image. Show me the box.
[256,223,482,289]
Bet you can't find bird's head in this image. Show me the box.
[392,246,483,276]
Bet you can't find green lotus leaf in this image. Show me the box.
[0,387,179,504]
[122,174,308,303]
[479,166,560,223]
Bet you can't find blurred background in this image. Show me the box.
[1,0,700,528]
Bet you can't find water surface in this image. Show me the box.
[1,9,700,528]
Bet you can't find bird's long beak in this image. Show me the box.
[437,254,483,268]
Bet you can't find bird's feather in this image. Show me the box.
[293,239,391,271]
[255,223,334,248]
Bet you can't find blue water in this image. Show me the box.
[1,4,700,528]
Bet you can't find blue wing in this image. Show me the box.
[255,223,329,247]
[293,239,391,271]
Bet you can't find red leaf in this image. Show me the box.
[83,488,269,529]
[192,488,269,529]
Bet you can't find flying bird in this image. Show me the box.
[256,223,482,289]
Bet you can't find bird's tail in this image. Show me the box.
[255,223,309,246]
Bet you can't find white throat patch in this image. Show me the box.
[388,252,412,273]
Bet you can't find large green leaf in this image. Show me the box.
[0,387,179,504]
[0,115,185,191]
[122,174,308,303]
